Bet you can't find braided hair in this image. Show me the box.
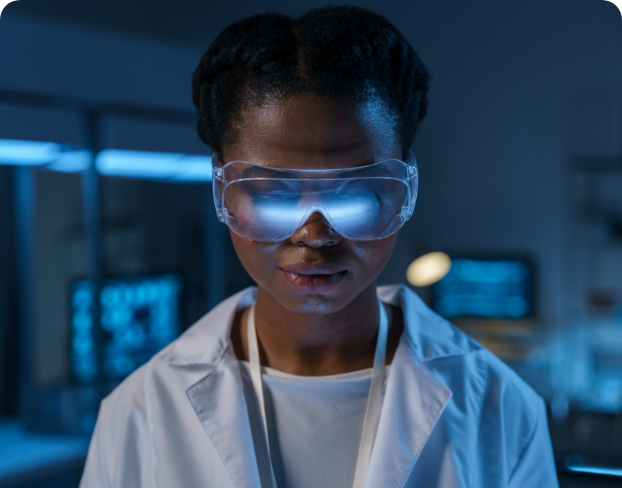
[192,6,430,160]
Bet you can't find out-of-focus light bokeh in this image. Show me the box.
[95,149,212,181]
[0,139,90,169]
[406,251,451,287]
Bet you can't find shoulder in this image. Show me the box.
[83,363,153,487]
[382,284,544,438]
[383,285,546,471]
[85,289,258,485]
[96,362,152,451]
[476,347,543,416]
[469,349,550,481]
[380,284,483,361]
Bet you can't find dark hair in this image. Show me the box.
[192,6,430,159]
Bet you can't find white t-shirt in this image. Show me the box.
[238,361,390,488]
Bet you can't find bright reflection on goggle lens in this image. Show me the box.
[225,180,407,241]
[215,158,417,242]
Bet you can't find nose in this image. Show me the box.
[289,212,342,248]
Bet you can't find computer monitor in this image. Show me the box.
[70,273,183,383]
[431,256,534,320]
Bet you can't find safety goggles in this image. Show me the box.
[212,155,418,242]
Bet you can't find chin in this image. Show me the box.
[271,279,363,316]
[287,294,345,315]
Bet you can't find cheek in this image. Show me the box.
[351,235,397,273]
[230,231,280,283]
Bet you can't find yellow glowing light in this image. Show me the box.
[406,252,451,287]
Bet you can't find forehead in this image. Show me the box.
[222,93,401,170]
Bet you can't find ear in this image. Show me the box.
[211,151,224,167]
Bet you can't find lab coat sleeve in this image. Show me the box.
[507,398,559,488]
[79,403,111,488]
[79,367,153,488]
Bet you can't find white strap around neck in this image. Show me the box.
[247,299,389,488]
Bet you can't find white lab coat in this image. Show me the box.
[80,285,559,488]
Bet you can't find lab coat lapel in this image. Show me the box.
[186,354,263,488]
[365,286,453,488]
[173,287,262,488]
[363,338,452,488]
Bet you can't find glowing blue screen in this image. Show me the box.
[432,258,533,319]
[70,274,183,382]
[70,281,98,382]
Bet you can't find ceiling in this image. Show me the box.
[6,0,344,48]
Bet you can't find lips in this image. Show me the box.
[279,262,348,293]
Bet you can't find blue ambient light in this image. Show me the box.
[567,466,622,477]
[0,139,212,180]
[95,149,212,182]
[432,258,533,319]
[0,138,63,166]
[47,149,91,173]
[70,274,183,382]
[0,138,90,172]
[565,455,622,477]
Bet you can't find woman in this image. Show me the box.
[80,6,558,488]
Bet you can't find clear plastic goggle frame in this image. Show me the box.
[212,153,418,242]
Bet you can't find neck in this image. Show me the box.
[231,283,403,376]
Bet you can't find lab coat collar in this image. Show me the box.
[163,285,466,488]
[160,286,257,366]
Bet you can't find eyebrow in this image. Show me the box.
[239,158,395,179]
[241,166,298,179]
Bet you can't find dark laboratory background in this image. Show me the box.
[0,0,621,486]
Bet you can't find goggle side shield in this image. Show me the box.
[213,157,418,242]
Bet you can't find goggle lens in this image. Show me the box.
[214,158,418,242]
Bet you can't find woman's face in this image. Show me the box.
[221,93,403,315]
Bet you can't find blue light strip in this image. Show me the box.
[0,138,61,166]
[48,149,91,173]
[565,455,622,477]
[95,149,212,182]
[0,139,212,181]
[566,465,622,477]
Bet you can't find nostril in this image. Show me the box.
[295,236,337,248]
[291,219,341,248]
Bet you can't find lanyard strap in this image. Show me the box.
[247,299,389,488]
[247,301,279,488]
